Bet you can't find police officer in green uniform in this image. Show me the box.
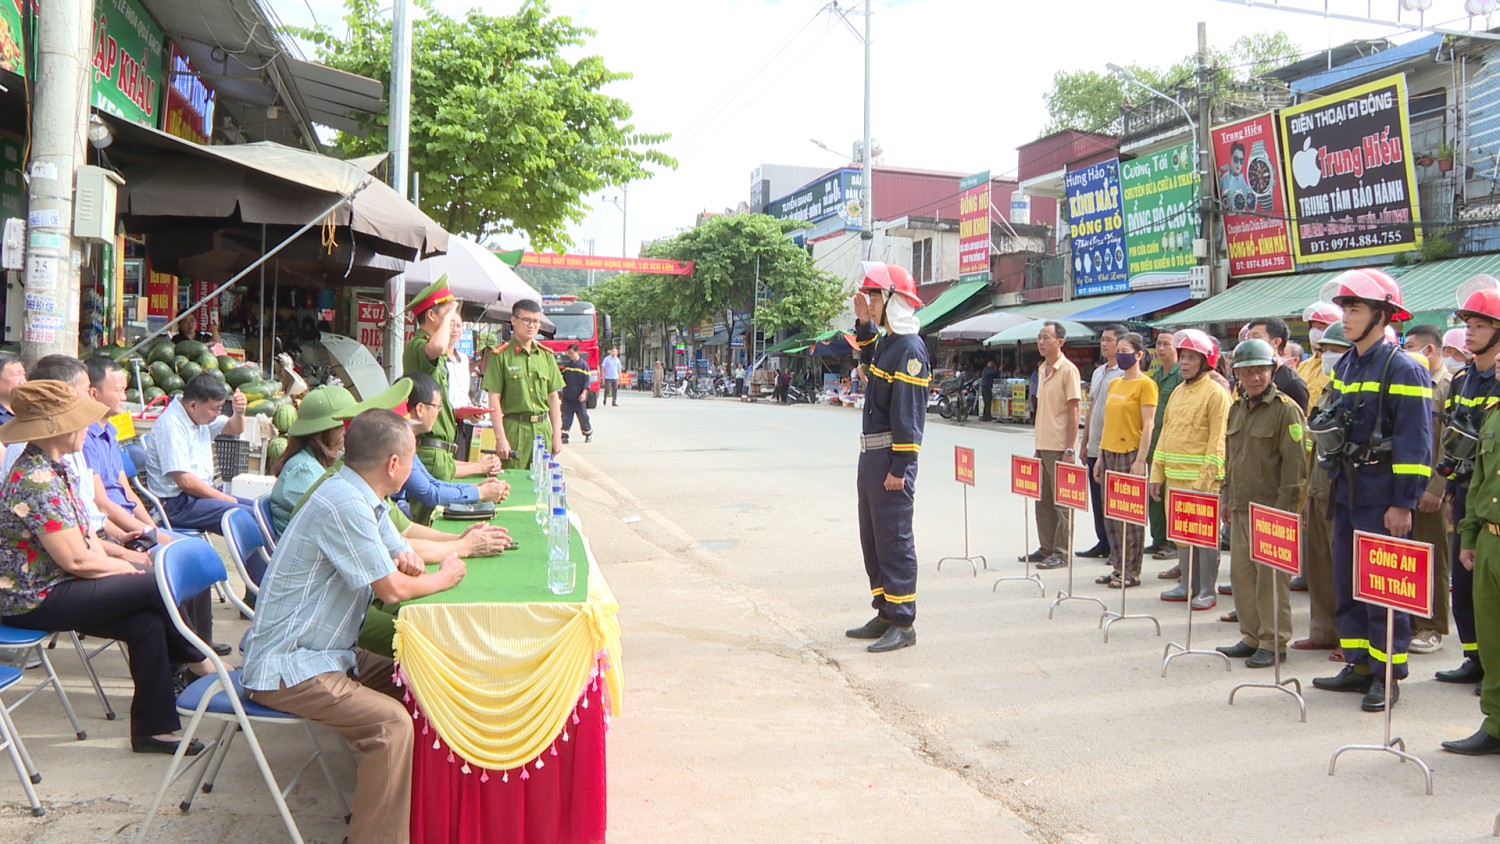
[484,298,564,469]
[1447,384,1500,754]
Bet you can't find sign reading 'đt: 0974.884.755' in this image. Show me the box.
[1278,73,1422,264]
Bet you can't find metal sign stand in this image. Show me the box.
[1229,559,1306,720]
[1327,608,1434,795]
[937,484,987,576]
[994,498,1044,596]
[1162,547,1231,675]
[1048,508,1106,618]
[1101,564,1161,641]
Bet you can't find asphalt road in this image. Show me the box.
[574,391,1500,843]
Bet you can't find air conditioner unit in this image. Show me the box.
[1188,266,1209,300]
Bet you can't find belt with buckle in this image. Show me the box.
[516,414,546,423]
[1487,522,1500,537]
[859,431,893,452]
[417,438,457,455]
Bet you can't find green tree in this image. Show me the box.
[292,0,674,248]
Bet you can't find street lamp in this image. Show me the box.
[602,186,627,258]
[1105,63,1198,166]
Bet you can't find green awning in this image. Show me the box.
[917,279,990,331]
[764,332,813,355]
[1148,270,1367,328]
[1387,253,1500,316]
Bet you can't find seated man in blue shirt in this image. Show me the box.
[82,358,160,539]
[402,371,507,518]
[244,409,466,844]
[142,374,252,532]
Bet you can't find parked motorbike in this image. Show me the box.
[936,377,981,422]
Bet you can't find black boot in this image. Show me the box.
[1313,665,1374,693]
[1362,678,1399,712]
[844,617,890,640]
[867,625,916,653]
[1436,657,1484,684]
[1441,729,1500,756]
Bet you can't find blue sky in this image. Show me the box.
[274,0,1452,255]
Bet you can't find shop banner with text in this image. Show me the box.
[1121,141,1198,290]
[955,446,975,486]
[1212,113,1294,278]
[1248,503,1300,575]
[1166,488,1220,549]
[1279,73,1422,263]
[1104,471,1147,526]
[958,171,991,282]
[1353,530,1433,618]
[146,262,176,327]
[1065,158,1129,296]
[162,43,214,144]
[520,252,694,276]
[91,0,165,126]
[0,0,23,77]
[1011,455,1041,500]
[1055,462,1090,512]
[357,299,386,356]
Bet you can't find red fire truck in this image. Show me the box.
[537,295,608,408]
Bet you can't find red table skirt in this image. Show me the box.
[408,677,609,844]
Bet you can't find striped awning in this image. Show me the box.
[1149,270,1374,328]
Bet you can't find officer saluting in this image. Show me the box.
[1310,269,1434,711]
[843,262,929,654]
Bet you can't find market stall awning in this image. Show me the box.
[917,279,990,331]
[1386,253,1500,316]
[1005,292,1131,320]
[703,324,748,346]
[937,311,1033,342]
[1066,285,1193,323]
[1148,270,1368,328]
[984,319,1096,346]
[765,333,813,355]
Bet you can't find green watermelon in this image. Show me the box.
[196,351,219,371]
[144,386,166,402]
[272,403,297,434]
[246,399,277,417]
[242,380,284,402]
[265,436,288,465]
[177,361,203,382]
[94,344,126,360]
[149,361,173,385]
[171,354,189,372]
[175,339,207,359]
[134,372,155,391]
[159,374,185,394]
[124,388,141,404]
[209,368,226,382]
[147,341,177,365]
[225,366,261,389]
[217,355,237,372]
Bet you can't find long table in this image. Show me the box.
[393,470,623,844]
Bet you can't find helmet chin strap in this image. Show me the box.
[1471,321,1500,358]
[1345,304,1388,346]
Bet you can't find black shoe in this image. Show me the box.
[211,642,232,657]
[1018,549,1046,563]
[867,625,915,653]
[1245,649,1282,669]
[1077,543,1110,559]
[584,433,593,443]
[132,736,205,756]
[1313,665,1375,693]
[1362,678,1399,712]
[1437,657,1485,684]
[845,617,891,640]
[1442,729,1500,755]
[1289,575,1308,592]
[1216,641,1257,658]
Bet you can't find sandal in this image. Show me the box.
[1095,572,1122,585]
[1107,575,1140,588]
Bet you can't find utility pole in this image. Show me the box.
[620,184,629,257]
[587,237,595,287]
[1196,21,1220,297]
[860,0,873,260]
[383,0,413,378]
[22,0,91,363]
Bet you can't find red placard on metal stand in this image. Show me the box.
[1161,488,1230,675]
[1099,471,1159,641]
[1330,531,1435,794]
[938,447,986,576]
[1229,503,1307,720]
[997,455,1044,596]
[1048,460,1105,617]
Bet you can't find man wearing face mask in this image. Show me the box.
[1439,277,1500,692]
[844,263,929,654]
[1298,302,1344,408]
[1402,324,1454,655]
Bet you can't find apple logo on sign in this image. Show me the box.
[1292,137,1321,190]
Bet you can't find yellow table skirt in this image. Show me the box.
[393,515,623,771]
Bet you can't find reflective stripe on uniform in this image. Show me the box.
[882,591,916,604]
[1391,463,1433,476]
[871,587,884,597]
[867,365,894,382]
[1341,637,1369,651]
[891,442,920,453]
[1464,640,1479,652]
[1368,643,1409,664]
[1388,383,1433,399]
[893,372,929,387]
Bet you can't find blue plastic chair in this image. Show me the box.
[252,494,279,552]
[0,625,88,741]
[133,537,347,844]
[0,664,43,816]
[220,509,270,596]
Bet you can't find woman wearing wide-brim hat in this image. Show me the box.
[0,380,213,755]
[266,385,356,535]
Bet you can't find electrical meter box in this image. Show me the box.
[73,166,125,243]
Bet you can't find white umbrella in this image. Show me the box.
[316,332,389,401]
[407,236,544,310]
[937,310,1033,342]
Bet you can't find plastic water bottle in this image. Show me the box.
[547,507,575,595]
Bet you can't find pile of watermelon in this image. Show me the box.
[93,340,295,423]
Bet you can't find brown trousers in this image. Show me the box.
[1411,506,1452,636]
[1230,510,1293,651]
[1034,450,1073,557]
[249,649,412,844]
[1302,491,1338,645]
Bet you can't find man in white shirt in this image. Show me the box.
[142,374,251,533]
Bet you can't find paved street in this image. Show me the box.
[576,392,1500,843]
[3,392,1500,842]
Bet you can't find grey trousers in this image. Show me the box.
[1177,542,1219,601]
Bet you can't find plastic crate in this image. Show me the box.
[212,436,249,488]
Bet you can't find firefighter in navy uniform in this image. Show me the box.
[1310,268,1434,712]
[843,262,930,654]
[558,344,594,444]
[1438,275,1500,690]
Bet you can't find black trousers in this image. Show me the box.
[980,384,993,419]
[561,399,592,436]
[5,574,207,738]
[1085,455,1111,552]
[857,449,919,626]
